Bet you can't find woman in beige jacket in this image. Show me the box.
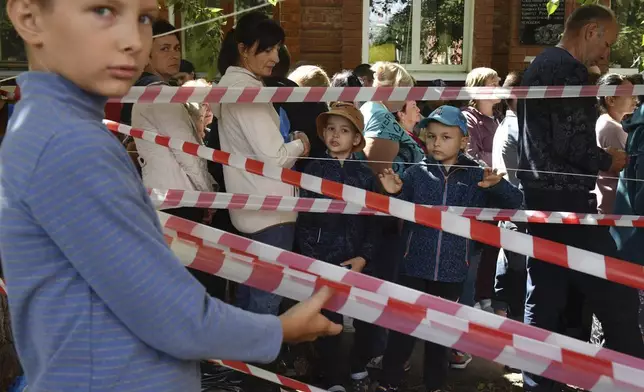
[131,21,218,296]
[215,12,310,316]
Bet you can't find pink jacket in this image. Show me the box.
[462,106,499,167]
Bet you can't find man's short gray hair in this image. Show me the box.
[564,4,615,34]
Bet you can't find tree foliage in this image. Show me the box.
[547,0,644,70]
[369,0,464,65]
[167,0,225,79]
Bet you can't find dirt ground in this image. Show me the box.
[395,341,523,392]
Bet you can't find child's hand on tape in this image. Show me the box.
[279,286,343,343]
[478,168,505,188]
[378,168,403,194]
[341,257,367,272]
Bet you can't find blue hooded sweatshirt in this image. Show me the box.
[610,104,644,266]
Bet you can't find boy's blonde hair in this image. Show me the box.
[465,67,498,88]
[371,62,415,88]
[288,65,331,87]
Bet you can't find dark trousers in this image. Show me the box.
[495,221,527,320]
[316,310,376,386]
[369,217,404,359]
[476,243,499,301]
[380,276,463,390]
[522,189,644,391]
[165,207,228,301]
[236,223,295,315]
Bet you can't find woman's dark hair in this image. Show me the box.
[331,70,363,87]
[217,12,285,75]
[597,73,630,112]
[152,19,179,41]
[353,64,373,78]
[271,45,292,78]
[628,74,644,105]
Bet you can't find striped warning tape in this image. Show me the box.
[148,188,644,227]
[160,223,644,391]
[2,217,642,390]
[106,120,644,291]
[108,84,644,104]
[210,360,327,392]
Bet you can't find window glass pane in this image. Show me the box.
[420,0,464,65]
[369,0,413,64]
[610,0,644,69]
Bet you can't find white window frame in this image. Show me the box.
[361,0,474,73]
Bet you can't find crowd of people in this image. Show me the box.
[2,1,644,392]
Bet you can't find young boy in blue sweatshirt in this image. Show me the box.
[296,102,378,392]
[0,1,340,391]
[376,106,523,392]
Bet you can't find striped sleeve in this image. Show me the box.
[23,126,283,363]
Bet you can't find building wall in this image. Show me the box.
[280,0,363,76]
[504,0,611,74]
[471,0,495,70]
[278,0,613,79]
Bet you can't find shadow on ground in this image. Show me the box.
[394,341,522,392]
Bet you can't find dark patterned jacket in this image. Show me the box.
[517,47,612,192]
[396,154,523,282]
[295,153,379,268]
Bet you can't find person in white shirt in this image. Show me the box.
[594,73,637,214]
[492,71,526,322]
[492,71,522,188]
[214,12,310,316]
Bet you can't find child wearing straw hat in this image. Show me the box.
[296,102,379,392]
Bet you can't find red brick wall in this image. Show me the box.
[342,0,363,70]
[471,0,495,69]
[279,0,613,79]
[280,0,303,66]
[281,0,362,76]
[491,1,511,77]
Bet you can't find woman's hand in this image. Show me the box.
[378,168,403,194]
[293,131,311,157]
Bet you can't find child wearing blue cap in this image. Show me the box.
[376,105,523,392]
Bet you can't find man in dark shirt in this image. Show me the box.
[518,5,644,390]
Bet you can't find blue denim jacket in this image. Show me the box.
[296,154,379,267]
[611,106,644,266]
[396,154,524,282]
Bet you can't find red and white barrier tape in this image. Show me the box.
[107,120,644,291]
[210,360,326,392]
[159,212,644,377]
[149,188,644,228]
[2,219,642,390]
[0,278,6,295]
[110,84,644,104]
[161,224,644,391]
